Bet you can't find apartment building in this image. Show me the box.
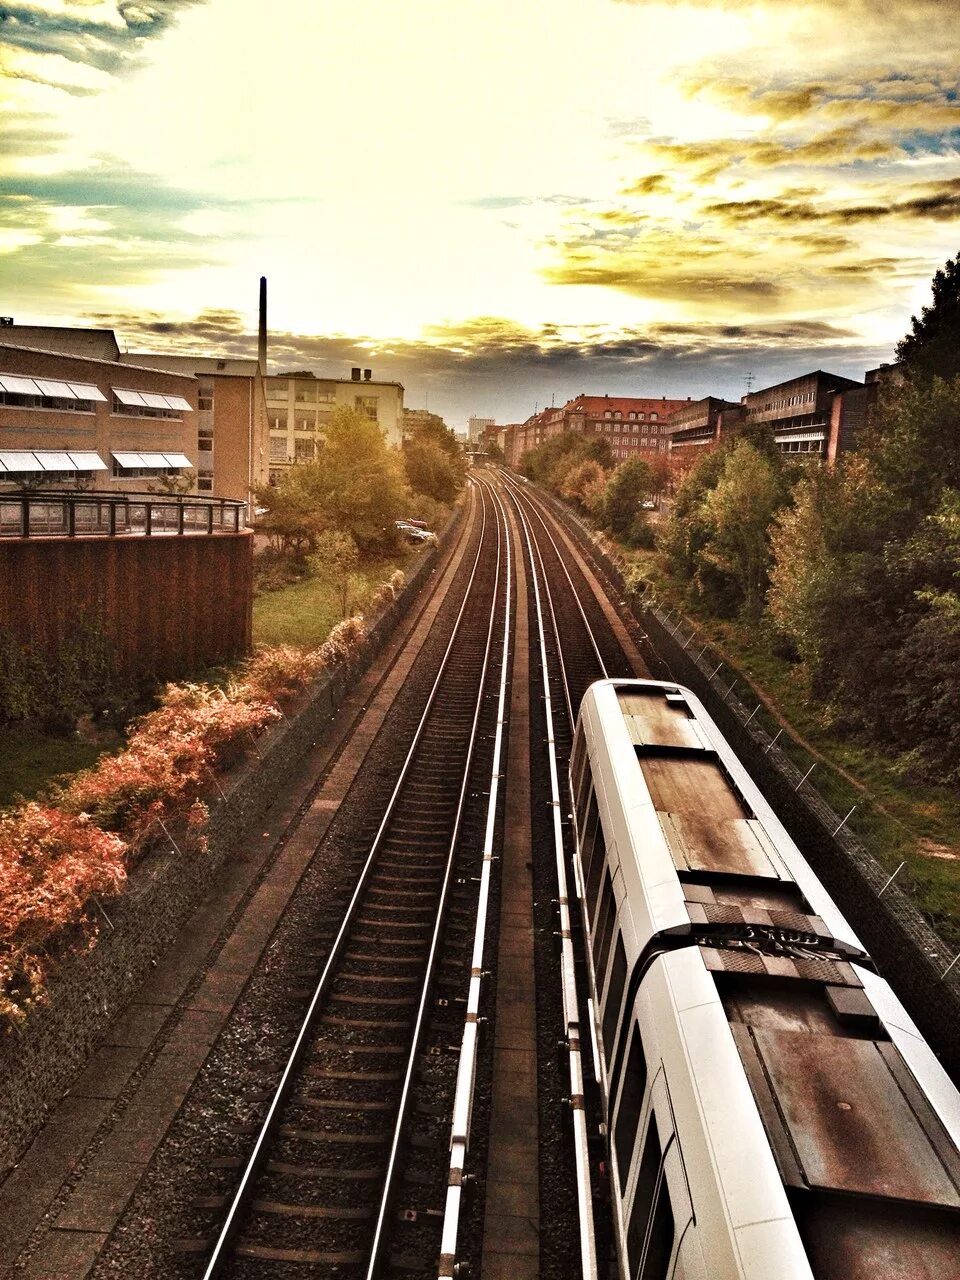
[0,339,196,491]
[743,370,862,458]
[664,397,744,452]
[546,394,692,460]
[265,367,404,480]
[121,353,269,503]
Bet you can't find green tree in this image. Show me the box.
[254,468,327,558]
[310,408,409,552]
[309,529,360,618]
[404,436,464,502]
[600,458,655,544]
[896,251,960,383]
[559,458,607,515]
[697,442,785,614]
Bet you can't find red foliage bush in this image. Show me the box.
[0,804,126,1023]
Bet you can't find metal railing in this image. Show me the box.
[0,490,246,538]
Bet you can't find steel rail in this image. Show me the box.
[201,477,497,1278]
[500,472,608,680]
[507,478,599,1280]
[363,472,509,1280]
[435,473,514,1279]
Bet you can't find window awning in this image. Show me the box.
[36,451,75,470]
[0,451,43,472]
[140,391,172,410]
[112,388,147,407]
[68,382,107,402]
[68,451,108,471]
[111,450,189,469]
[0,374,42,396]
[111,451,145,468]
[33,379,78,399]
[163,394,192,412]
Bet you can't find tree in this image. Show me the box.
[896,251,960,383]
[404,435,464,502]
[560,459,607,514]
[310,529,360,618]
[254,468,326,558]
[697,442,785,614]
[600,458,655,544]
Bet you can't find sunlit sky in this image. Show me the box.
[2,0,959,425]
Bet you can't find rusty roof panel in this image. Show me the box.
[796,1196,960,1280]
[753,1030,960,1208]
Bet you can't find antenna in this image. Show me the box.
[744,370,755,394]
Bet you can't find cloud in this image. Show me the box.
[73,306,891,428]
[0,2,205,74]
[704,177,960,225]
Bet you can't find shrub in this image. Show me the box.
[0,804,126,1023]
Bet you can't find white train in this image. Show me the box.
[570,679,960,1280]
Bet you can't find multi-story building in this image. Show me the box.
[467,415,495,445]
[545,394,692,461]
[120,353,269,503]
[402,407,449,441]
[0,340,197,491]
[664,397,744,453]
[743,370,862,458]
[265,368,404,480]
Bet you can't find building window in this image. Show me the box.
[295,415,317,432]
[269,414,286,431]
[604,410,612,419]
[269,436,287,460]
[318,390,335,403]
[197,475,213,492]
[198,438,213,452]
[295,383,317,403]
[295,437,315,461]
[614,411,622,420]
[628,411,636,420]
[355,395,378,420]
[111,393,183,420]
[650,413,658,421]
[198,385,214,410]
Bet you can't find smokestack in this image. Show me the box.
[258,276,267,375]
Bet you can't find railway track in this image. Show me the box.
[198,482,511,1278]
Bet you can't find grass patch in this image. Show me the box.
[0,724,117,810]
[253,550,415,649]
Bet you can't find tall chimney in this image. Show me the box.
[258,275,267,375]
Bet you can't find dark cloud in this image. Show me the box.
[623,174,671,196]
[0,2,205,74]
[75,308,887,427]
[705,177,960,226]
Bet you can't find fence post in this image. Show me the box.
[878,861,906,897]
[794,762,817,791]
[765,727,783,753]
[832,805,857,837]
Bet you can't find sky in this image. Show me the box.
[2,0,959,428]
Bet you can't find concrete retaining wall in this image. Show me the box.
[0,502,466,1171]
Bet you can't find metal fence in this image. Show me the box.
[0,490,246,538]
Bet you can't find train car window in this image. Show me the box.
[580,792,600,899]
[592,873,616,976]
[640,1175,675,1280]
[627,1117,661,1275]
[586,808,607,918]
[614,1025,648,1184]
[602,935,628,1059]
[571,732,588,814]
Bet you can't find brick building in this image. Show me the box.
[0,339,197,491]
[743,370,862,458]
[121,353,269,503]
[664,397,744,453]
[542,394,692,461]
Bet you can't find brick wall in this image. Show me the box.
[0,531,253,680]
